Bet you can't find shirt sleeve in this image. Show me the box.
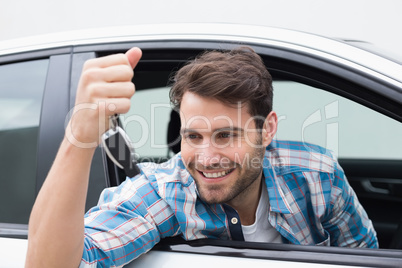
[79,173,181,267]
[323,160,379,248]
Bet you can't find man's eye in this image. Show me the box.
[185,134,199,140]
[217,132,234,139]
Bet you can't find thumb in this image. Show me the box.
[126,47,142,69]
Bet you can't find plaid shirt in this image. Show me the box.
[80,140,378,267]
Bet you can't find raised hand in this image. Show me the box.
[66,47,142,148]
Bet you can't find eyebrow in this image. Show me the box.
[180,127,245,135]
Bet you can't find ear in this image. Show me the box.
[261,111,278,147]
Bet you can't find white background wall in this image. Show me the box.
[1,0,401,56]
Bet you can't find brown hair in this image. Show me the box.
[169,46,273,129]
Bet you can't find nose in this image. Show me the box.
[195,140,222,168]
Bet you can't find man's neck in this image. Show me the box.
[225,173,263,226]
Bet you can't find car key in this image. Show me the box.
[101,114,141,178]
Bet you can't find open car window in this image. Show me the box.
[119,69,402,250]
[273,81,402,160]
[97,44,402,258]
[122,80,402,162]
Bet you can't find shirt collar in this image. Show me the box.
[262,151,293,214]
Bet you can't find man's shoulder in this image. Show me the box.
[266,140,338,175]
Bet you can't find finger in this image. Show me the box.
[103,98,132,115]
[80,64,133,88]
[89,82,135,99]
[125,47,142,69]
[101,64,134,82]
[83,53,131,70]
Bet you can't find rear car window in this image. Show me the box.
[0,59,49,224]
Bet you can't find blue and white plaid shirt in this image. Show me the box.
[80,140,378,267]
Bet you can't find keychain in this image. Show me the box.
[101,114,141,178]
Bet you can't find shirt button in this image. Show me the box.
[231,217,238,224]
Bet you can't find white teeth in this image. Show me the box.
[202,170,231,178]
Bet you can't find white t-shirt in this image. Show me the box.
[241,181,283,243]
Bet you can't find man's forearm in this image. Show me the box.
[25,47,142,267]
[25,137,95,268]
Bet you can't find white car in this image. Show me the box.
[1,23,402,267]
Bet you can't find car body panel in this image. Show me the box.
[0,238,27,268]
[129,251,364,268]
[1,23,402,85]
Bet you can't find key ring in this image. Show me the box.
[102,113,141,178]
[109,114,119,131]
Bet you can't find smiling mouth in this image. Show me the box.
[200,168,235,178]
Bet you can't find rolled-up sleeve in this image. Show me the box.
[79,173,180,267]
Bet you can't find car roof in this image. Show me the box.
[1,23,401,85]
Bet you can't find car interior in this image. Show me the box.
[98,47,402,251]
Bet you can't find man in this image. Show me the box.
[26,46,378,267]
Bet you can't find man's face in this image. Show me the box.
[180,92,275,205]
